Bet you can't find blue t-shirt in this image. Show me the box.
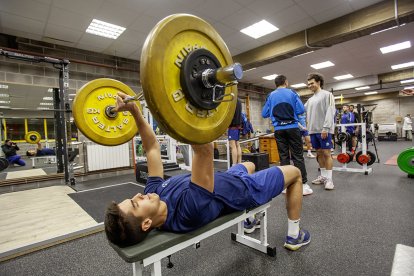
[37,148,56,156]
[262,88,305,131]
[144,166,283,233]
[340,112,355,133]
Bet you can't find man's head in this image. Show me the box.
[26,149,37,157]
[104,192,162,247]
[342,105,349,113]
[307,73,324,92]
[4,139,11,146]
[274,75,288,88]
[349,105,355,112]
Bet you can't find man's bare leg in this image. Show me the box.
[279,165,302,220]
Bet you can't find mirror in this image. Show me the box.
[0,83,81,182]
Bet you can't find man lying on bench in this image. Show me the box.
[26,142,56,157]
[104,92,311,252]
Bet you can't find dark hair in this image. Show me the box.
[104,201,149,247]
[26,150,35,157]
[5,139,10,143]
[307,73,324,88]
[349,105,354,108]
[274,75,287,87]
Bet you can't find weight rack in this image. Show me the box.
[333,122,373,175]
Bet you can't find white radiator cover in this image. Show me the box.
[86,143,130,172]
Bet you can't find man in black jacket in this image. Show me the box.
[1,139,26,166]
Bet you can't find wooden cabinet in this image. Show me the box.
[259,137,279,164]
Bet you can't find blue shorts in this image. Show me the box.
[226,164,284,205]
[228,128,240,141]
[301,130,309,137]
[310,133,333,149]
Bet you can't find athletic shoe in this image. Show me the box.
[303,184,313,195]
[243,219,260,234]
[307,152,316,158]
[311,175,327,185]
[282,188,287,194]
[324,179,334,190]
[284,229,311,251]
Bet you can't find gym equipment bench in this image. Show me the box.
[109,202,276,276]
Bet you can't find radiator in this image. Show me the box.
[86,143,130,172]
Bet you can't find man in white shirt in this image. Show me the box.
[304,73,336,190]
[403,114,412,141]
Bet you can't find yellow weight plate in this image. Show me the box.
[72,78,141,146]
[140,14,237,144]
[25,131,41,144]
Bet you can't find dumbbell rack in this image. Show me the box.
[333,122,373,175]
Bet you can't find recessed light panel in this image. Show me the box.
[380,41,411,54]
[334,74,353,80]
[262,74,278,80]
[310,61,334,69]
[86,19,126,39]
[391,61,414,70]
[240,20,278,39]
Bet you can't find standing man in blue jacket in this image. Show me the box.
[262,75,312,196]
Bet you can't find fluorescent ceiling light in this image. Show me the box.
[244,68,257,72]
[0,100,10,104]
[0,106,10,108]
[293,51,314,58]
[240,20,278,39]
[291,83,307,88]
[364,91,378,95]
[40,102,54,106]
[310,61,334,69]
[370,24,406,35]
[0,93,9,97]
[262,74,278,80]
[404,86,414,90]
[48,88,54,93]
[391,61,414,70]
[37,107,51,110]
[401,79,414,84]
[43,97,53,101]
[355,86,370,90]
[69,94,77,97]
[86,19,126,39]
[0,84,8,89]
[380,41,411,54]
[334,74,353,80]
[334,96,343,99]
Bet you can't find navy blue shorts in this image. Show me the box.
[228,128,240,141]
[310,133,333,149]
[301,130,309,137]
[226,164,285,205]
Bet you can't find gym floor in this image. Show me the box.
[0,140,413,276]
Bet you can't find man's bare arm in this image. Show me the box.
[114,92,163,178]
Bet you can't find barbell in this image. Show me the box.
[72,14,242,146]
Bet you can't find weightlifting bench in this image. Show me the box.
[109,202,276,276]
[30,156,57,168]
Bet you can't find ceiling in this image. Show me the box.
[0,0,413,112]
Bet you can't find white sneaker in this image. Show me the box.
[324,179,334,190]
[282,188,287,194]
[311,175,327,185]
[307,153,316,158]
[303,184,313,195]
